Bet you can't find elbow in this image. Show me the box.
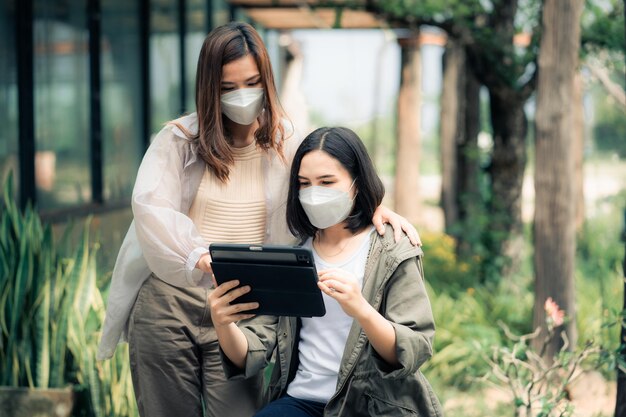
[414,336,433,369]
[393,326,434,375]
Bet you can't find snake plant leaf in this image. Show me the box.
[35,278,51,389]
[34,234,55,390]
[7,235,34,386]
[72,221,96,323]
[51,264,70,389]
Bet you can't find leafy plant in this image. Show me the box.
[423,278,534,390]
[479,298,614,417]
[0,173,85,388]
[420,230,534,390]
[0,173,137,416]
[421,231,481,295]
[68,252,137,417]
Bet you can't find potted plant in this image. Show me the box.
[0,173,91,417]
[0,173,139,416]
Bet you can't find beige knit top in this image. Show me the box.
[188,141,266,245]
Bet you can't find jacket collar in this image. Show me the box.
[170,112,199,139]
[362,224,422,292]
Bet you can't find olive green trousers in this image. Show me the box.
[128,275,263,417]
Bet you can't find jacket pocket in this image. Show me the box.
[364,392,418,416]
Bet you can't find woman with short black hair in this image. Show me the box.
[286,126,385,239]
[209,127,442,417]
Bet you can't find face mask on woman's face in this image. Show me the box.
[299,180,356,229]
[220,88,264,125]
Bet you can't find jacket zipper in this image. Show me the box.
[326,234,419,414]
[326,242,384,413]
[336,374,356,416]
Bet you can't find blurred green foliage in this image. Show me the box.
[421,193,624,402]
[421,231,534,391]
[575,191,625,363]
[0,174,137,416]
[592,88,626,158]
[582,0,625,52]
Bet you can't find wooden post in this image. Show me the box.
[394,30,421,225]
[440,39,462,232]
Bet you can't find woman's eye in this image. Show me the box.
[248,80,261,87]
[299,182,310,188]
[221,87,234,92]
[321,181,334,185]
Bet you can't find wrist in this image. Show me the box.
[214,321,236,335]
[355,301,377,325]
[189,247,210,270]
[196,253,212,273]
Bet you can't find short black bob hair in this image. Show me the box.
[286,127,385,240]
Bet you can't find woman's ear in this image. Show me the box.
[351,178,358,199]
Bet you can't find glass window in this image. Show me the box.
[0,1,19,199]
[34,0,90,210]
[212,0,230,28]
[101,0,143,202]
[151,0,182,134]
[185,0,207,113]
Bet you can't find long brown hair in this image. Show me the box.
[173,22,288,182]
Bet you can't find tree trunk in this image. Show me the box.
[458,0,537,279]
[440,39,464,232]
[456,67,482,257]
[394,31,422,225]
[533,0,583,358]
[440,39,483,255]
[485,91,527,276]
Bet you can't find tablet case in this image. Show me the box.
[209,244,326,317]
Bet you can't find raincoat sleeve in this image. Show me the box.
[131,126,210,287]
[221,315,279,379]
[374,254,435,379]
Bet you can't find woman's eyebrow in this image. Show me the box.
[221,74,260,85]
[316,174,336,180]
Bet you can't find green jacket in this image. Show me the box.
[226,225,443,416]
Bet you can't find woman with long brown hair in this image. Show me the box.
[97,22,420,417]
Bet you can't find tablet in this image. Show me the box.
[209,243,326,317]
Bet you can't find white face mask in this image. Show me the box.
[220,88,264,125]
[299,180,356,229]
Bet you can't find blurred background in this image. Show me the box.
[1,0,625,416]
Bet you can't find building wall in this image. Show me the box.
[0,0,282,272]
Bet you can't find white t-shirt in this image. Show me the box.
[286,227,374,403]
